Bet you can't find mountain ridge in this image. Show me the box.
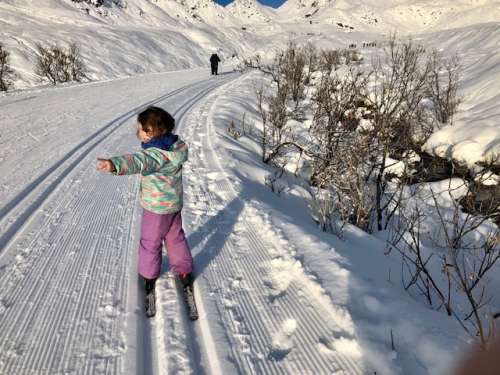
[0,0,499,89]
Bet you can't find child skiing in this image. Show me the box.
[97,106,197,319]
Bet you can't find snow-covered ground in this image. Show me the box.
[0,64,488,375]
[1,1,500,374]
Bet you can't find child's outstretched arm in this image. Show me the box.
[97,149,166,175]
[96,141,188,175]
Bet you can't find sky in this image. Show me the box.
[215,0,287,8]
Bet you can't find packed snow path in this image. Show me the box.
[0,70,364,374]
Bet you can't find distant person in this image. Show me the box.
[96,106,197,320]
[210,53,221,75]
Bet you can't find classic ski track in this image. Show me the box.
[0,76,224,255]
[146,80,236,375]
[179,77,365,374]
[0,75,235,375]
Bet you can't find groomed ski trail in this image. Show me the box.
[0,71,367,375]
[0,73,236,375]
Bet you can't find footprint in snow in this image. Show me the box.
[268,319,297,361]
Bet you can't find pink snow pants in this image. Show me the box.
[138,209,193,279]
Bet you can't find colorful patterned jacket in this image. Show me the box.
[110,139,188,214]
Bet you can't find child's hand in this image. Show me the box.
[97,158,116,173]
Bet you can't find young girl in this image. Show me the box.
[97,106,194,318]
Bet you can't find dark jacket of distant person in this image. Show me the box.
[210,53,221,66]
[210,53,221,75]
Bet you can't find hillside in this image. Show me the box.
[1,0,499,89]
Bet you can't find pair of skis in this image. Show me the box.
[144,275,199,321]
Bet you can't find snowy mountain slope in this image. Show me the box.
[419,22,500,165]
[0,1,261,88]
[226,0,276,24]
[1,0,499,90]
[276,0,500,32]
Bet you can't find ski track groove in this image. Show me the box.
[22,188,108,374]
[231,229,318,375]
[0,178,91,374]
[0,76,235,375]
[213,205,316,374]
[144,77,236,375]
[2,153,132,374]
[178,77,365,375]
[184,188,253,375]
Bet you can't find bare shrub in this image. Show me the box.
[309,68,376,230]
[265,167,287,195]
[0,43,14,91]
[267,82,292,151]
[388,180,500,348]
[342,49,363,65]
[307,35,461,233]
[241,54,263,72]
[35,42,87,85]
[367,35,435,230]
[71,0,105,7]
[252,35,463,238]
[309,187,346,237]
[310,68,368,181]
[255,83,268,162]
[249,43,308,106]
[227,120,241,140]
[319,49,341,74]
[426,50,462,125]
[280,42,307,104]
[303,42,318,85]
[252,43,311,165]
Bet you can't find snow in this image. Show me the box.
[1,1,499,374]
[420,23,500,167]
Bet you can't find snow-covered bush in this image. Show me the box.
[278,42,307,105]
[308,186,346,237]
[71,0,105,7]
[342,49,363,64]
[251,37,498,350]
[425,50,462,125]
[318,49,341,74]
[309,68,377,230]
[71,0,126,7]
[34,43,87,85]
[0,43,14,91]
[387,178,500,348]
[252,37,466,235]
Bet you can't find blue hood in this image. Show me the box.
[141,133,178,151]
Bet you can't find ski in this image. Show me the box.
[176,277,199,321]
[145,289,156,318]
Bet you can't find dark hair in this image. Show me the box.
[137,106,175,135]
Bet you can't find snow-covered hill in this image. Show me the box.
[1,0,499,89]
[226,0,275,24]
[276,0,500,32]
